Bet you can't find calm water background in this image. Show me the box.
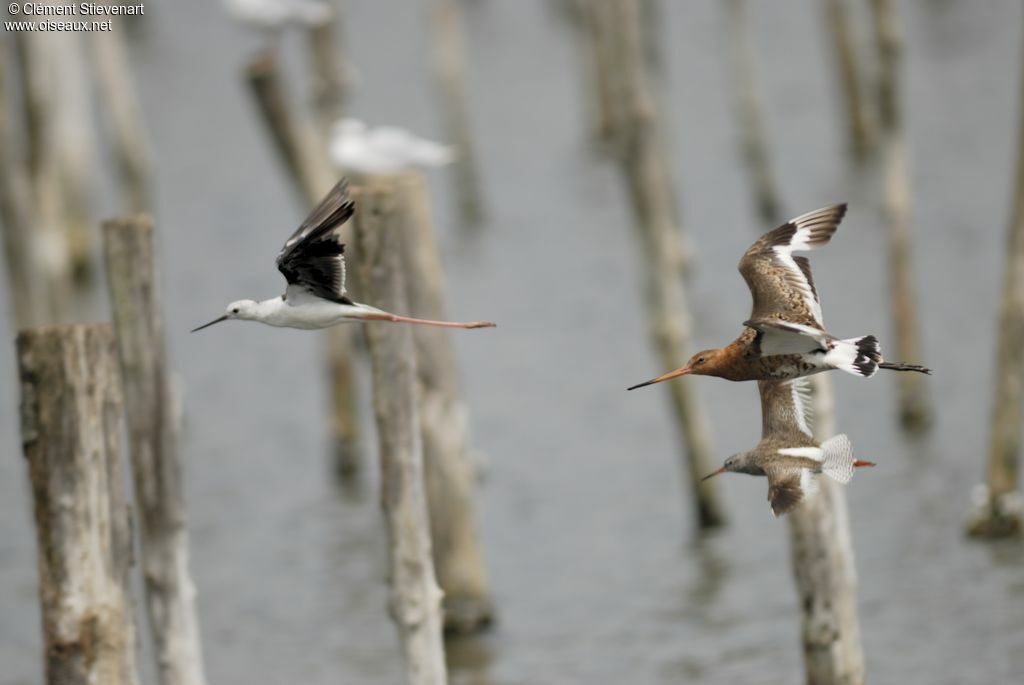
[3,1,1024,683]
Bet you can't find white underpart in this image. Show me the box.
[755,320,830,355]
[799,468,819,498]
[820,434,856,484]
[778,446,824,461]
[225,0,330,30]
[242,292,375,330]
[330,118,456,174]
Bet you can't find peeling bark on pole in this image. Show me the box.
[245,51,365,475]
[431,0,486,227]
[350,182,448,685]
[785,373,866,685]
[601,0,723,528]
[103,217,209,685]
[391,172,493,633]
[870,0,931,432]
[16,324,142,685]
[966,30,1024,538]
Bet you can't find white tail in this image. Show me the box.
[820,434,856,484]
[826,335,881,378]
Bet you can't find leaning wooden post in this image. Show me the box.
[246,51,364,475]
[724,0,783,223]
[103,217,209,685]
[966,30,1024,538]
[786,373,866,685]
[824,0,876,158]
[90,19,152,213]
[870,0,931,431]
[16,325,142,685]
[391,172,493,633]
[431,0,486,226]
[606,0,723,528]
[350,182,448,684]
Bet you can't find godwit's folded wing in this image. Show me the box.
[744,318,831,355]
[276,178,355,304]
[738,204,846,329]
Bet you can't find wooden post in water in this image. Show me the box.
[306,1,350,134]
[724,0,782,223]
[16,325,142,685]
[785,374,866,684]
[350,182,448,684]
[824,0,875,158]
[103,217,209,685]
[870,0,931,431]
[391,172,493,633]
[246,52,365,475]
[602,0,723,528]
[966,33,1024,538]
[90,19,152,213]
[431,0,486,226]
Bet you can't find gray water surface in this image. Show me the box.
[2,1,1023,683]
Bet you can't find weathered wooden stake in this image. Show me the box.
[602,0,723,528]
[306,1,350,135]
[785,373,866,684]
[431,0,486,226]
[16,324,141,685]
[871,0,931,431]
[966,28,1024,538]
[90,19,153,213]
[245,51,364,475]
[825,0,876,158]
[724,0,783,223]
[103,217,209,685]
[351,182,448,684]
[391,172,493,633]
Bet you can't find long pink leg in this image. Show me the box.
[357,311,496,329]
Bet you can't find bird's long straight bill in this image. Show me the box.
[701,467,727,481]
[358,311,496,329]
[191,315,228,332]
[627,366,691,391]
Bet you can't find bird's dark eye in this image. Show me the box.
[697,357,706,364]
[232,308,239,314]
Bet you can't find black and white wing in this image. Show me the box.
[276,178,355,304]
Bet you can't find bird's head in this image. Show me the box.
[701,453,749,481]
[626,348,723,391]
[191,300,259,332]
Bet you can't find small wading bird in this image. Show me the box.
[628,204,930,390]
[329,118,455,175]
[191,179,495,333]
[703,378,875,517]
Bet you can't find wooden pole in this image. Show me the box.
[724,0,783,223]
[784,373,866,684]
[245,51,364,475]
[431,0,486,227]
[392,172,493,633]
[16,324,142,685]
[103,217,209,685]
[824,0,876,158]
[350,182,448,684]
[870,0,931,431]
[0,46,51,328]
[603,0,723,528]
[90,19,153,213]
[306,0,350,135]
[966,30,1024,538]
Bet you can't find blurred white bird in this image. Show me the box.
[224,0,331,32]
[329,118,456,175]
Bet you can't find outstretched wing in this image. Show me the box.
[764,465,808,517]
[738,204,846,330]
[276,178,355,304]
[759,378,813,439]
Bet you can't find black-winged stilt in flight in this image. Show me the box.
[191,179,496,333]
